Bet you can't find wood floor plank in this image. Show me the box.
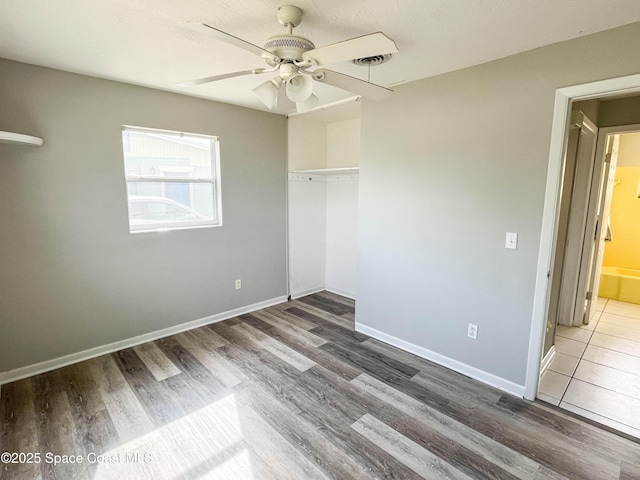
[237,404,332,480]
[307,363,537,480]
[286,302,354,329]
[133,341,181,381]
[246,317,363,381]
[497,395,640,467]
[211,325,421,478]
[351,372,566,480]
[331,345,621,479]
[2,291,640,480]
[410,369,506,410]
[362,338,503,404]
[314,329,419,377]
[319,341,419,386]
[233,322,316,372]
[175,330,247,387]
[298,293,355,316]
[341,311,356,322]
[234,383,394,480]
[58,363,120,477]
[235,312,275,332]
[315,290,356,308]
[311,323,372,347]
[92,393,256,479]
[86,355,154,443]
[286,369,427,479]
[32,370,89,480]
[265,304,322,330]
[0,379,41,480]
[251,309,328,347]
[235,376,423,480]
[404,374,622,479]
[141,392,253,479]
[620,460,640,480]
[112,347,187,427]
[190,325,230,349]
[351,413,474,480]
[154,336,230,410]
[208,322,308,397]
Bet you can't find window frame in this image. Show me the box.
[122,125,222,233]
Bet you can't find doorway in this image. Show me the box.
[539,125,640,438]
[525,73,640,432]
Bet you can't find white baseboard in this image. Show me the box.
[540,346,556,375]
[290,285,355,300]
[290,286,325,299]
[356,323,526,398]
[325,286,356,300]
[0,295,288,385]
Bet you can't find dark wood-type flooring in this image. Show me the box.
[2,291,640,479]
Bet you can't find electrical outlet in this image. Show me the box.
[467,323,478,340]
[235,279,242,290]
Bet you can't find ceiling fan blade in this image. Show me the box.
[302,32,398,66]
[177,69,264,87]
[313,69,393,100]
[190,23,280,63]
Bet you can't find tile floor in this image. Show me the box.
[538,298,640,439]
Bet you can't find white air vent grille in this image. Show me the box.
[350,54,392,66]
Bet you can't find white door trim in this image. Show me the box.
[524,73,640,401]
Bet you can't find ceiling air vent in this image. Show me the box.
[349,54,392,67]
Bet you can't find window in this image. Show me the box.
[121,126,222,233]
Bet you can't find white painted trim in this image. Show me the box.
[539,346,556,376]
[288,172,326,182]
[356,322,526,398]
[325,286,356,300]
[525,73,640,401]
[293,167,359,176]
[293,285,355,300]
[0,296,288,385]
[288,172,359,183]
[598,124,640,138]
[290,286,325,299]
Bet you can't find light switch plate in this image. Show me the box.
[505,232,518,249]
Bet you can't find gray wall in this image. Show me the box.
[356,22,640,386]
[0,59,287,373]
[599,95,640,127]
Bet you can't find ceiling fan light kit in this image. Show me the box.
[182,5,399,113]
[252,77,283,110]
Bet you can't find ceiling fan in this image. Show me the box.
[181,5,399,113]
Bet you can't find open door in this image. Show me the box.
[582,134,619,323]
[555,110,599,326]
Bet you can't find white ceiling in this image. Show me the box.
[2,0,640,116]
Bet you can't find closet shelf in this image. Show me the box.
[292,167,359,175]
[0,131,44,146]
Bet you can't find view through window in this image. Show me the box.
[122,126,222,233]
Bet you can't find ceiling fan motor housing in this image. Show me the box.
[263,34,315,65]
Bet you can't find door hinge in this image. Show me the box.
[586,291,593,300]
[604,153,612,164]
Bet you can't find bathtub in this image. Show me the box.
[598,266,640,305]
